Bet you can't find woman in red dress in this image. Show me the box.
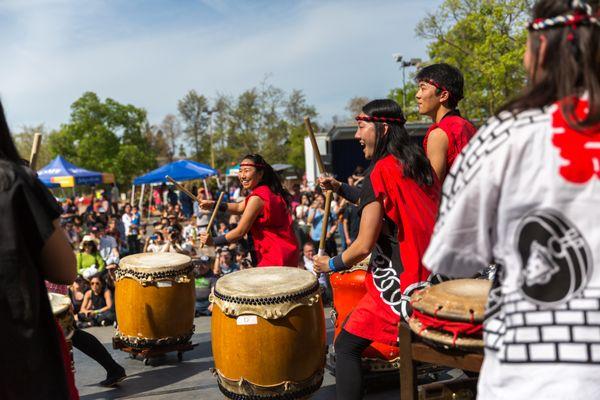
[314,99,440,400]
[199,154,299,267]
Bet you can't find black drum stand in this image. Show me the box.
[112,336,197,366]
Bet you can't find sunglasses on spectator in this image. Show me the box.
[91,282,101,286]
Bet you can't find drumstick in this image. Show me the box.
[166,176,197,202]
[318,190,333,257]
[305,118,335,258]
[29,132,42,170]
[202,191,225,249]
[304,117,326,175]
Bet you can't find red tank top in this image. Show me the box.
[423,113,476,173]
[245,185,299,267]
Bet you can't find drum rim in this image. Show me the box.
[49,292,72,315]
[411,279,490,322]
[214,267,318,299]
[119,252,192,272]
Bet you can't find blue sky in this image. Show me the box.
[0,0,443,131]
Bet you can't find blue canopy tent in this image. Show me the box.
[133,159,216,185]
[132,159,218,217]
[37,155,115,188]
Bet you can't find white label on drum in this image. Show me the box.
[156,281,172,288]
[236,315,258,325]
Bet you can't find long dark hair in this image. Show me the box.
[0,100,22,163]
[242,154,291,206]
[502,0,600,129]
[363,99,434,187]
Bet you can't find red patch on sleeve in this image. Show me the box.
[552,100,600,184]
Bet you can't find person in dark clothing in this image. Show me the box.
[78,274,115,327]
[0,99,78,399]
[71,328,125,387]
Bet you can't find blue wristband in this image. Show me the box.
[328,257,337,272]
[331,254,348,272]
[213,234,229,246]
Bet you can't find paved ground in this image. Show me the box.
[74,308,400,399]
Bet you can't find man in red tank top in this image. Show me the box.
[416,63,477,182]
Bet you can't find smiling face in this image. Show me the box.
[238,159,264,190]
[355,113,378,160]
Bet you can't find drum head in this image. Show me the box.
[216,267,317,299]
[49,292,71,316]
[408,317,483,351]
[119,252,192,274]
[411,279,491,322]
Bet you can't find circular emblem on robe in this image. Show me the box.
[515,209,592,306]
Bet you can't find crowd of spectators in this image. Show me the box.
[53,168,365,325]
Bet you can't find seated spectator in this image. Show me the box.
[194,256,217,316]
[217,221,229,236]
[183,218,198,244]
[166,226,195,256]
[78,274,115,327]
[85,212,97,229]
[173,203,185,221]
[144,232,168,253]
[62,219,80,248]
[77,235,106,279]
[62,196,78,217]
[299,242,330,304]
[95,224,119,271]
[69,275,89,319]
[216,249,239,276]
[235,248,253,269]
[167,213,182,232]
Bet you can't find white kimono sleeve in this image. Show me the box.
[423,114,513,278]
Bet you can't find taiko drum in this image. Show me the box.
[211,267,326,399]
[329,263,400,371]
[115,253,195,348]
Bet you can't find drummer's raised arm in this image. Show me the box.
[218,196,263,244]
[221,201,245,215]
[319,176,360,204]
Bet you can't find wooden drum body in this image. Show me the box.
[211,267,326,399]
[330,264,400,371]
[115,253,195,348]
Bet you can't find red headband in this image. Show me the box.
[240,162,265,168]
[421,78,450,95]
[355,115,406,124]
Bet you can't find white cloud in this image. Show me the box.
[0,0,441,131]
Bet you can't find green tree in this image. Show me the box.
[177,90,210,162]
[48,92,156,185]
[346,96,370,118]
[160,114,181,162]
[285,90,317,170]
[416,0,533,119]
[226,89,261,159]
[388,82,422,121]
[12,124,55,167]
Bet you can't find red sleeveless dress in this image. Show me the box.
[245,185,299,267]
